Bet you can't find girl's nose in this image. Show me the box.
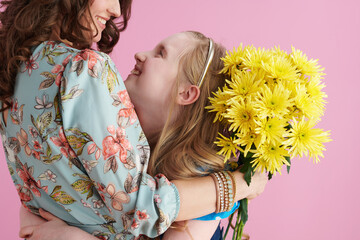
[108,0,121,18]
[135,52,147,63]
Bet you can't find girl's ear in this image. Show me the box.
[177,84,200,106]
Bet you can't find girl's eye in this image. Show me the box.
[156,50,163,58]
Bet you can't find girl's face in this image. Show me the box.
[125,32,196,143]
[89,0,121,42]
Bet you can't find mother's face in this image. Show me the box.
[89,0,121,42]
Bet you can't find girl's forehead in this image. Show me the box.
[160,33,195,59]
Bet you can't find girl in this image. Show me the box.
[0,0,267,239]
[21,31,265,239]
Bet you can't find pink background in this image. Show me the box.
[1,0,359,239]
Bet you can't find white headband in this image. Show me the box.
[198,38,215,87]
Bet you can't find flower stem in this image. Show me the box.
[224,212,235,239]
[237,220,245,240]
[232,208,242,240]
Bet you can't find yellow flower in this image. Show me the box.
[255,117,287,145]
[207,43,330,174]
[242,46,272,70]
[271,46,289,59]
[224,71,262,101]
[305,76,328,119]
[290,46,325,77]
[251,141,290,174]
[293,84,321,120]
[254,83,293,119]
[263,55,299,82]
[234,131,262,157]
[215,133,241,162]
[283,117,331,163]
[206,86,232,123]
[224,98,257,135]
[220,44,248,77]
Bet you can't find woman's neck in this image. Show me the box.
[49,26,73,46]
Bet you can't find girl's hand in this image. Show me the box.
[234,170,268,200]
[19,209,97,240]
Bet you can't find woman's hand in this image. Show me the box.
[19,209,98,240]
[20,205,46,229]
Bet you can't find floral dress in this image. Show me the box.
[0,41,180,240]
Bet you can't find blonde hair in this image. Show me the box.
[148,31,227,180]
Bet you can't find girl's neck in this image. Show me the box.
[147,134,159,151]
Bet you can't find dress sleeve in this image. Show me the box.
[60,49,180,237]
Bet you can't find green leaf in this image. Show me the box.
[240,198,248,225]
[103,215,116,224]
[51,185,62,195]
[72,173,91,180]
[8,165,15,176]
[51,51,67,57]
[53,93,62,124]
[268,172,273,180]
[51,190,76,205]
[46,143,52,157]
[76,145,85,156]
[286,156,291,174]
[71,179,93,194]
[50,154,62,162]
[41,47,47,60]
[102,223,116,234]
[38,111,53,135]
[47,55,55,65]
[106,64,119,94]
[66,128,92,142]
[42,154,62,164]
[66,135,88,150]
[31,115,37,129]
[39,78,55,90]
[239,161,253,186]
[86,188,94,200]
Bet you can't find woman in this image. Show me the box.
[0,1,267,239]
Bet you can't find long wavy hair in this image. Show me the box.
[148,31,228,180]
[0,0,132,111]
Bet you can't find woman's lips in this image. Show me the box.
[95,16,107,29]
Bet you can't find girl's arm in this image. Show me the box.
[162,220,220,240]
[173,170,267,221]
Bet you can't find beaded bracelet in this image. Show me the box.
[210,171,237,213]
[209,172,221,213]
[214,172,225,212]
[227,171,236,210]
[218,172,229,212]
[223,171,236,212]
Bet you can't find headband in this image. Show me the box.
[198,38,215,87]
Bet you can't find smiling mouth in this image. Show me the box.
[131,69,141,75]
[95,16,107,25]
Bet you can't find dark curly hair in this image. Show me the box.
[0,0,132,111]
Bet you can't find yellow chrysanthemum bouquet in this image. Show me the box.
[206,44,331,239]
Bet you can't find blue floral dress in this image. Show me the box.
[0,41,180,240]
